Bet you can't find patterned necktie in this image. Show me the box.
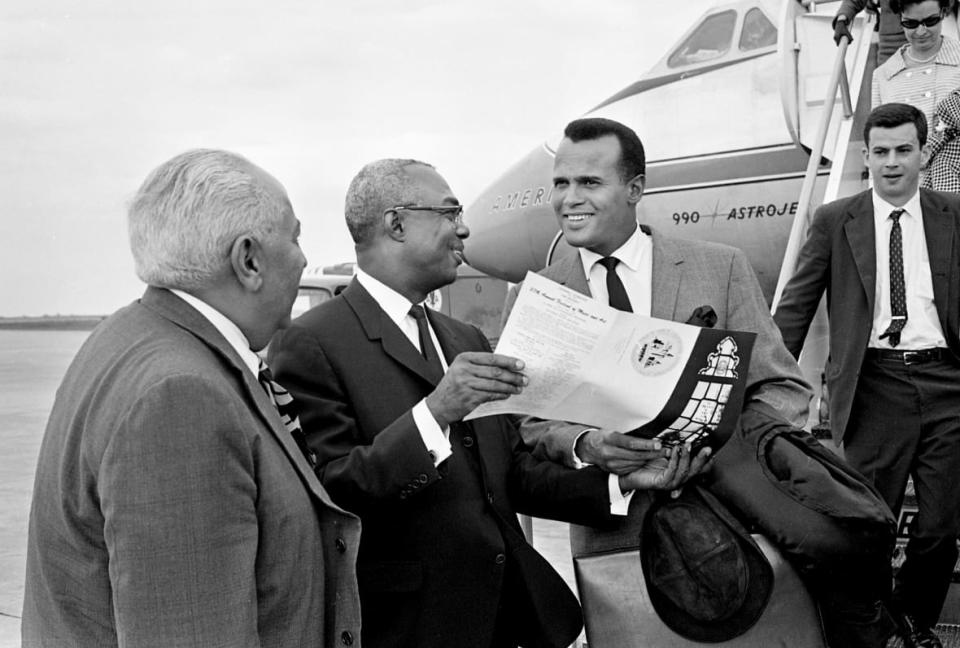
[598,256,633,313]
[257,359,317,468]
[409,305,445,382]
[879,209,908,348]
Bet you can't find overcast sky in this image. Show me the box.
[1,0,720,316]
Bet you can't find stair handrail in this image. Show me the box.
[771,14,856,312]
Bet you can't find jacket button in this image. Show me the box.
[341,630,354,645]
[486,491,494,504]
[418,473,428,483]
[463,436,474,448]
[495,553,506,565]
[335,538,346,553]
[399,491,408,500]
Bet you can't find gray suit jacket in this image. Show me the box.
[774,189,960,443]
[22,287,362,648]
[503,226,811,465]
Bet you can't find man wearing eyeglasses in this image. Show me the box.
[268,158,706,648]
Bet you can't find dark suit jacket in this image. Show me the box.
[269,279,618,648]
[774,189,960,443]
[22,287,361,647]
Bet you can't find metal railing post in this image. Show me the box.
[771,34,852,311]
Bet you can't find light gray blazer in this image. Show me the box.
[503,226,811,465]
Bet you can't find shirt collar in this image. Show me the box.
[355,268,423,325]
[169,288,260,377]
[872,189,921,224]
[578,223,649,273]
[882,36,960,80]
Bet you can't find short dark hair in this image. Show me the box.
[889,0,950,14]
[863,103,928,146]
[563,117,646,181]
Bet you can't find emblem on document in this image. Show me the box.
[699,336,740,379]
[656,337,742,442]
[632,329,681,376]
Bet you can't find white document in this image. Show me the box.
[466,272,704,431]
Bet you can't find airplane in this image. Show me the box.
[444,0,960,645]
[299,0,960,643]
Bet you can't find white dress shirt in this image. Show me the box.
[579,224,653,317]
[868,191,947,350]
[356,269,453,466]
[170,289,260,377]
[574,224,656,513]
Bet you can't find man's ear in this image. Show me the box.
[384,210,405,242]
[627,174,645,205]
[921,143,932,168]
[229,235,264,291]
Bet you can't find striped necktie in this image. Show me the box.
[879,208,907,348]
[257,359,317,468]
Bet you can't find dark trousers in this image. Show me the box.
[844,354,960,629]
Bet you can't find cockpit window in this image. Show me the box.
[668,10,736,68]
[739,7,777,51]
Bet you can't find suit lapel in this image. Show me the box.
[139,287,339,508]
[920,190,959,346]
[650,228,683,320]
[842,193,877,316]
[343,279,443,386]
[550,252,591,295]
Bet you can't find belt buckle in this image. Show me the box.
[903,351,920,365]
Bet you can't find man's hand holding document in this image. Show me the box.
[467,272,755,453]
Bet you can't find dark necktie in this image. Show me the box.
[257,359,317,468]
[409,305,445,382]
[879,209,907,348]
[598,256,633,313]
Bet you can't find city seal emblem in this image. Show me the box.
[632,329,682,376]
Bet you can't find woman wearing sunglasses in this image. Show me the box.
[872,0,960,131]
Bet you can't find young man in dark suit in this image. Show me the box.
[269,158,710,648]
[775,102,960,648]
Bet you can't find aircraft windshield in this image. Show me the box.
[668,10,736,68]
[740,7,777,51]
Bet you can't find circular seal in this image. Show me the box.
[631,329,682,376]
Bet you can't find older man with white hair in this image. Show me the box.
[22,149,361,647]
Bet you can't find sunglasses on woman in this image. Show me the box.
[900,13,944,29]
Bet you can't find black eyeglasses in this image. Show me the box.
[900,13,943,29]
[386,204,464,225]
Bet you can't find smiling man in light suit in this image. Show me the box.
[504,117,811,467]
[22,150,361,647]
[502,117,894,648]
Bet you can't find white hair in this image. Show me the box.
[128,149,289,290]
[344,158,433,245]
